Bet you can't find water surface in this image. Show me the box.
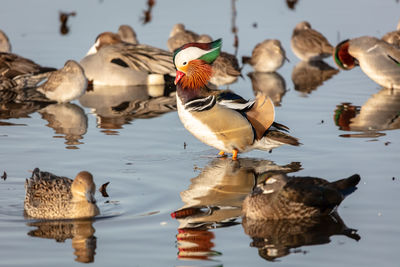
[0,0,399,266]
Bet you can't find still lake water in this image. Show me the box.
[0,0,399,266]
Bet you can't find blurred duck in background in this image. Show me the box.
[167,23,213,52]
[334,36,400,89]
[242,39,288,72]
[117,24,139,44]
[1,60,86,104]
[0,30,11,53]
[0,29,55,92]
[291,21,334,61]
[382,19,400,48]
[80,31,175,86]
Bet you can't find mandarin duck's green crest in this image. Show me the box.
[173,39,222,85]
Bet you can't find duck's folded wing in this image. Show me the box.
[281,178,343,208]
[387,53,400,66]
[183,90,254,112]
[184,95,216,112]
[104,43,175,75]
[217,90,255,111]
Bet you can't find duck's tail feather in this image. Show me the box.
[330,174,361,197]
[264,129,301,146]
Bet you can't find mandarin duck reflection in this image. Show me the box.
[171,158,302,229]
[173,39,299,159]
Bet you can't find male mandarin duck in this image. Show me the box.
[242,39,288,72]
[173,39,300,159]
[80,31,175,86]
[334,36,400,89]
[291,21,334,62]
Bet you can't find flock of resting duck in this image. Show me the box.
[1,19,399,221]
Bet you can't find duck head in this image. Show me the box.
[71,171,97,203]
[334,39,358,70]
[86,32,122,55]
[173,38,222,89]
[251,174,287,196]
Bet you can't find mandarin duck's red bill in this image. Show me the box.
[173,38,300,159]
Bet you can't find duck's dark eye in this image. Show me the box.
[183,61,187,66]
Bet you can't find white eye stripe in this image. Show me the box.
[174,46,218,67]
[266,178,277,184]
[262,189,274,194]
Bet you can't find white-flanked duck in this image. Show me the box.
[173,39,299,159]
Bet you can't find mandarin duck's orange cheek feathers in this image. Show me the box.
[173,39,222,87]
[334,39,358,70]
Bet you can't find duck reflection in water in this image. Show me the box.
[0,101,49,126]
[79,84,176,135]
[242,213,360,261]
[334,87,400,138]
[242,171,360,261]
[292,60,339,95]
[248,72,287,106]
[26,219,97,263]
[39,103,88,149]
[292,60,339,94]
[171,158,301,261]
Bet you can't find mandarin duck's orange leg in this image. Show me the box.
[218,151,227,157]
[232,149,238,160]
